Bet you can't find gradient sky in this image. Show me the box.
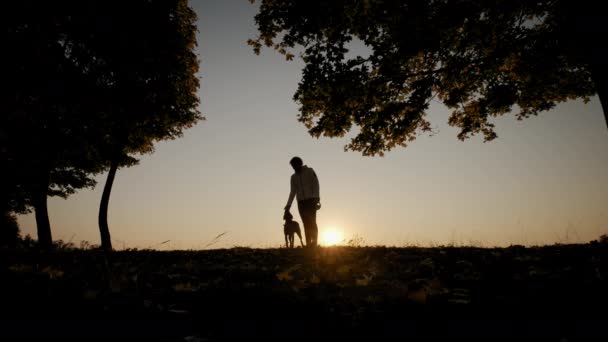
[17,0,608,249]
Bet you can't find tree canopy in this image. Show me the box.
[66,0,201,251]
[250,0,607,156]
[3,1,102,247]
[2,0,201,249]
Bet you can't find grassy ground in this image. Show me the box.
[1,243,607,341]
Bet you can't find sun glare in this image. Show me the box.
[321,229,344,246]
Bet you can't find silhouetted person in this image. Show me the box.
[284,156,320,247]
[283,210,303,248]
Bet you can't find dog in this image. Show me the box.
[283,210,303,248]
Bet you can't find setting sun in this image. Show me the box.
[320,229,344,246]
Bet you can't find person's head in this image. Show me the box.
[289,156,303,172]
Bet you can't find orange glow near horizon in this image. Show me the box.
[321,228,344,246]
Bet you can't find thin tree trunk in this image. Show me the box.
[558,0,608,129]
[98,157,119,253]
[590,61,608,129]
[33,171,52,250]
[582,4,608,129]
[596,81,608,130]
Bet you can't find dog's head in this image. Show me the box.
[283,210,293,221]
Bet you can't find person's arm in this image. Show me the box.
[285,175,296,210]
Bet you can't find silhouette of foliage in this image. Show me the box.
[0,211,20,248]
[71,0,202,251]
[3,1,103,248]
[3,0,201,250]
[250,0,606,156]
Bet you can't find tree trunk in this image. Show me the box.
[558,0,608,129]
[98,157,119,253]
[33,171,53,250]
[583,7,608,129]
[590,60,608,129]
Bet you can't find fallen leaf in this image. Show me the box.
[174,282,194,292]
[291,279,308,292]
[356,274,373,286]
[276,271,294,282]
[9,264,32,273]
[407,288,427,304]
[429,278,441,289]
[41,266,64,279]
[168,309,190,314]
[365,295,381,304]
[276,264,301,282]
[337,265,351,274]
[82,289,99,300]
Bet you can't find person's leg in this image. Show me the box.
[309,206,318,247]
[298,201,312,246]
[298,199,318,247]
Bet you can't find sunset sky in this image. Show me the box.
[17,0,608,249]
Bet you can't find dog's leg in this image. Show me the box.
[296,231,304,247]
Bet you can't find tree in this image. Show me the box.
[249,0,607,156]
[66,0,201,252]
[3,0,200,251]
[3,1,101,249]
[0,210,21,248]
